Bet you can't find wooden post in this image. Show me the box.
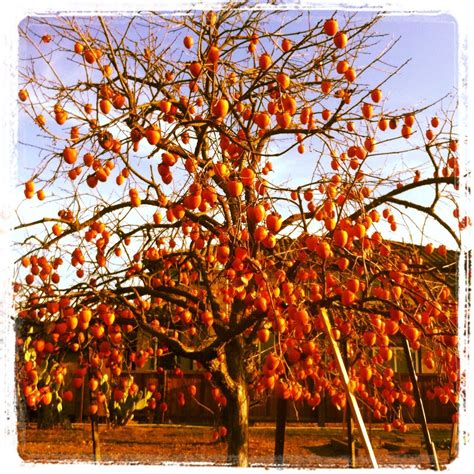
[91,416,101,462]
[274,396,287,465]
[317,392,326,427]
[449,421,458,462]
[402,337,440,470]
[86,356,101,462]
[320,308,378,468]
[342,341,356,468]
[161,369,167,424]
[79,379,85,423]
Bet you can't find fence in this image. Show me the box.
[61,370,455,425]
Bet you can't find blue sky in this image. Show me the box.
[16,11,459,171]
[374,14,457,107]
[14,10,461,249]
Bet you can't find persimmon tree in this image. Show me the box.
[15,7,464,466]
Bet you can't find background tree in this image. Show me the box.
[15,6,464,466]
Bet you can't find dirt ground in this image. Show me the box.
[17,422,455,468]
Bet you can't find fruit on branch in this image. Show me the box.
[371,88,382,103]
[206,11,217,27]
[189,62,202,77]
[55,109,68,125]
[266,214,282,233]
[145,125,161,145]
[84,48,100,64]
[99,98,112,115]
[259,53,272,70]
[207,45,220,63]
[361,103,373,119]
[323,18,338,36]
[333,229,349,248]
[336,60,349,74]
[63,147,78,164]
[74,42,84,54]
[378,117,388,131]
[276,112,292,128]
[241,167,255,187]
[183,36,194,49]
[254,112,271,129]
[159,99,172,114]
[227,179,243,197]
[211,98,230,118]
[18,89,28,101]
[404,113,415,127]
[364,137,376,152]
[113,94,125,109]
[52,223,62,236]
[277,72,291,90]
[344,67,356,82]
[322,109,331,121]
[281,38,292,52]
[401,124,412,139]
[334,31,348,49]
[321,80,332,94]
[129,188,141,207]
[247,204,266,223]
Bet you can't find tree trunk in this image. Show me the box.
[223,335,249,467]
[226,381,249,467]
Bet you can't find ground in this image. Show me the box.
[17,422,455,468]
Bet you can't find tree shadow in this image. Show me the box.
[303,442,350,459]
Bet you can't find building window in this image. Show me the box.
[391,346,420,373]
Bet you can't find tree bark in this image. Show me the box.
[225,382,249,466]
[223,336,249,467]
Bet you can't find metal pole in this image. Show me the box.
[274,396,287,465]
[320,308,378,468]
[401,337,440,470]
